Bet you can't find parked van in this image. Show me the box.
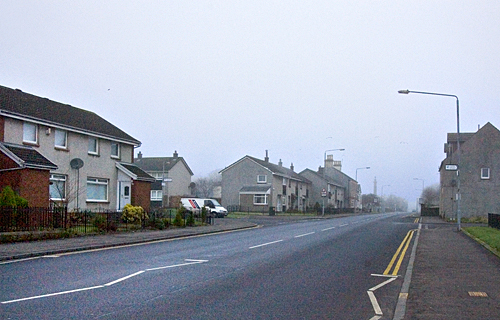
[181,198,228,218]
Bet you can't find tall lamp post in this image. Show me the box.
[355,167,370,212]
[399,89,461,231]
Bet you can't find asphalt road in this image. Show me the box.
[1,212,418,319]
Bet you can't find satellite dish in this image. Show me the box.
[70,158,84,169]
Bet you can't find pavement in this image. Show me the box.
[1,215,500,319]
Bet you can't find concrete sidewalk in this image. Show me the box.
[0,218,257,261]
[405,216,500,319]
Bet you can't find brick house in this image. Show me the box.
[439,122,500,219]
[0,85,154,211]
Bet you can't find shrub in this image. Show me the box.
[173,211,185,227]
[186,212,195,226]
[121,204,148,224]
[0,186,18,207]
[92,215,107,232]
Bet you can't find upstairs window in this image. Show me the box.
[54,129,67,149]
[481,168,490,180]
[23,122,38,144]
[111,142,120,158]
[257,175,267,183]
[88,137,99,155]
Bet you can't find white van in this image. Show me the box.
[181,198,228,218]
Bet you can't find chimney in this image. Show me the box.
[290,163,294,171]
[278,159,283,167]
[333,160,342,171]
[325,155,334,168]
[173,150,178,159]
[137,151,142,159]
[265,150,269,162]
[318,166,324,175]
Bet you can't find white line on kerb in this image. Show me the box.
[294,232,315,238]
[249,240,283,249]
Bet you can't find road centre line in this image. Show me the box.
[249,240,283,249]
[294,232,315,238]
[321,226,336,231]
[1,259,208,305]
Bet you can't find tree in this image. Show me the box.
[193,170,222,198]
[420,184,440,206]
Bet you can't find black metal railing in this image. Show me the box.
[488,213,500,230]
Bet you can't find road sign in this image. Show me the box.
[445,164,458,171]
[321,189,327,197]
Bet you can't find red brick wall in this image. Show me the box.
[0,169,50,207]
[132,180,151,212]
[0,116,5,142]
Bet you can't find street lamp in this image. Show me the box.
[399,89,461,231]
[356,167,370,181]
[324,148,345,161]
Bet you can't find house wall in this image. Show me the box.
[0,169,50,207]
[3,117,136,211]
[166,162,193,197]
[132,180,151,213]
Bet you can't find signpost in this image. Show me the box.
[321,188,327,216]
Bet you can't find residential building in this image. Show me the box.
[299,168,345,211]
[439,122,500,219]
[134,151,194,208]
[220,152,311,213]
[316,155,359,211]
[0,85,154,211]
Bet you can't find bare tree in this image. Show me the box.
[421,184,440,206]
[193,170,222,198]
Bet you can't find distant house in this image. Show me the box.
[313,155,358,211]
[0,85,154,211]
[220,152,311,213]
[299,168,345,211]
[134,151,194,208]
[439,122,500,219]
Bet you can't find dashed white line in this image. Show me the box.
[321,226,336,231]
[249,240,283,249]
[294,232,315,238]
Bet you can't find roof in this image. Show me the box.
[116,162,155,182]
[299,168,343,188]
[0,142,57,170]
[134,156,194,176]
[220,155,310,184]
[0,85,140,146]
[240,185,271,193]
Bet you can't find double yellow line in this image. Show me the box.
[383,230,415,276]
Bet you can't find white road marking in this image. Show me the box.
[294,232,315,238]
[321,226,336,231]
[1,259,208,304]
[249,240,283,249]
[367,275,398,318]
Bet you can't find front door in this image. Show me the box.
[118,181,131,211]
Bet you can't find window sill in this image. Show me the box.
[55,146,69,152]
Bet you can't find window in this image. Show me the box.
[23,122,37,144]
[151,190,162,201]
[111,142,120,158]
[88,137,98,155]
[49,174,66,200]
[54,129,67,149]
[87,178,108,201]
[254,194,268,205]
[481,168,490,180]
[257,175,267,183]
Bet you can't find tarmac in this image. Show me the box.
[1,215,500,319]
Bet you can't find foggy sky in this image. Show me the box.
[2,1,500,210]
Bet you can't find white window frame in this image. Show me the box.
[254,194,268,205]
[88,137,99,155]
[151,190,162,201]
[23,122,38,144]
[49,174,66,200]
[111,142,120,158]
[257,175,267,184]
[481,168,490,180]
[87,178,108,202]
[54,129,67,149]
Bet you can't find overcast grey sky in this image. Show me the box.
[2,1,499,209]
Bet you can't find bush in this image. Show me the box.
[92,215,107,232]
[186,212,195,226]
[121,204,148,224]
[173,211,185,227]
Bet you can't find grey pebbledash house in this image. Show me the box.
[439,122,500,219]
[0,85,154,211]
[220,152,311,213]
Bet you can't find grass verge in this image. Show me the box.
[463,226,500,256]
